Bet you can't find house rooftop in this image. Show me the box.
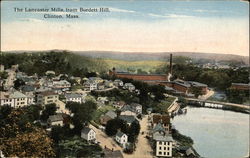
[152,123,166,134]
[153,133,173,142]
[81,127,94,134]
[48,114,63,122]
[116,131,126,138]
[39,91,57,96]
[89,77,102,80]
[121,105,133,112]
[65,93,82,99]
[119,115,137,124]
[20,85,36,92]
[152,114,170,124]
[10,91,27,98]
[188,81,208,87]
[124,83,134,86]
[174,81,191,88]
[130,103,142,107]
[105,110,117,119]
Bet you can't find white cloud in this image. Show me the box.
[109,7,136,13]
[148,13,194,18]
[148,13,168,18]
[194,9,219,13]
[167,14,194,18]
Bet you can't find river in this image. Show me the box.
[172,107,249,158]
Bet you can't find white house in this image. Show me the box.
[123,83,135,91]
[65,93,84,103]
[81,127,96,141]
[0,91,29,108]
[97,97,108,104]
[52,80,71,91]
[153,133,173,157]
[45,70,55,76]
[104,80,114,88]
[37,91,59,106]
[113,79,123,87]
[83,80,97,91]
[47,114,64,126]
[88,77,103,84]
[130,103,142,114]
[115,131,128,148]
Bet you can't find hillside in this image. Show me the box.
[73,51,249,64]
[103,59,165,73]
[0,51,108,76]
[4,50,248,64]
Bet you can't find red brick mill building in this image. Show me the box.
[109,54,208,96]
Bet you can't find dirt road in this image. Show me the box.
[89,124,123,151]
[124,115,153,158]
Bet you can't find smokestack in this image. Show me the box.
[169,54,173,75]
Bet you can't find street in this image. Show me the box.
[124,115,153,158]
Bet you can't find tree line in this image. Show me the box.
[0,51,108,77]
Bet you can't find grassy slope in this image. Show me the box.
[103,59,166,72]
[93,105,116,125]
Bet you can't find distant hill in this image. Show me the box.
[73,51,249,64]
[2,50,249,64]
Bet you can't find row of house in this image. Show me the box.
[82,77,135,92]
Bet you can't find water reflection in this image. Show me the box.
[172,107,249,158]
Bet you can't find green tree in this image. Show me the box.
[14,79,25,89]
[58,136,102,157]
[23,104,42,122]
[0,107,55,157]
[105,118,128,136]
[66,101,97,135]
[128,121,140,143]
[41,103,57,121]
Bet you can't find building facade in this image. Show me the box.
[0,91,29,108]
[37,91,59,105]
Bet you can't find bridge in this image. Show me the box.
[185,98,249,110]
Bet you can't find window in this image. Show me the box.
[164,147,166,150]
[167,152,170,155]
[159,147,161,150]
[168,142,170,145]
[168,147,169,150]
[164,152,166,155]
[159,141,162,145]
[159,152,162,155]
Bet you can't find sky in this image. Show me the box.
[1,0,249,56]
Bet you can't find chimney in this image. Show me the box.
[169,54,173,75]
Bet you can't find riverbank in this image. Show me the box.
[172,129,200,157]
[188,102,250,114]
